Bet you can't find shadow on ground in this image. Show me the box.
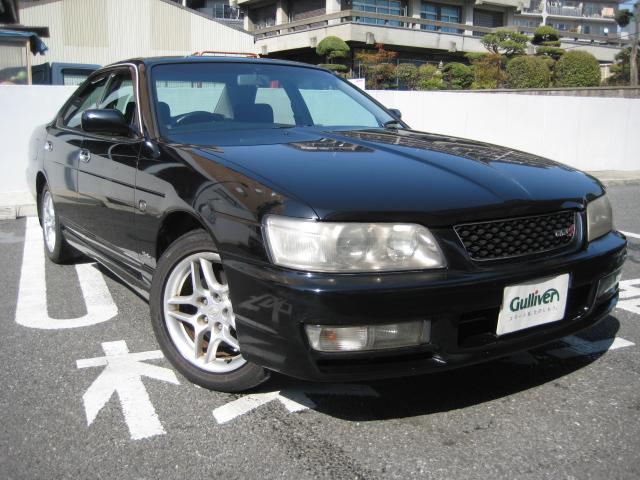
[260,315,620,422]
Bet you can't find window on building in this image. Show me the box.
[473,9,504,35]
[420,2,462,34]
[251,4,277,29]
[352,0,406,27]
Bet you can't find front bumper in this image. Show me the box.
[225,231,627,382]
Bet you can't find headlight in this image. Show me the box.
[586,194,613,242]
[263,216,446,272]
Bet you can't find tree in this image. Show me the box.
[316,36,350,64]
[481,30,529,57]
[615,5,638,86]
[467,53,505,89]
[442,62,474,89]
[532,26,561,46]
[607,47,640,85]
[553,50,601,87]
[532,25,565,60]
[355,44,398,89]
[506,56,551,88]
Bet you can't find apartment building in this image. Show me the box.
[515,1,622,36]
[237,0,625,63]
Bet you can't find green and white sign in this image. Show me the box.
[497,273,570,336]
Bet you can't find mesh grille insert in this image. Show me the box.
[455,211,577,261]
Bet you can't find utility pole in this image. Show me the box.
[632,2,639,87]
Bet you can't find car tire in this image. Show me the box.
[39,184,74,263]
[150,229,270,392]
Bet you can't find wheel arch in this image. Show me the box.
[35,171,48,225]
[155,209,217,261]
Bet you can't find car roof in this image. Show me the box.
[104,56,326,71]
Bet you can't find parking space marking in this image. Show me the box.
[546,335,635,360]
[15,217,117,329]
[617,278,640,315]
[213,384,379,425]
[620,231,640,240]
[77,340,180,440]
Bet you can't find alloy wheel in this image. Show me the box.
[42,190,56,253]
[162,252,245,373]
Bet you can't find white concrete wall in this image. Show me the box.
[1,85,638,202]
[371,90,640,172]
[0,85,76,199]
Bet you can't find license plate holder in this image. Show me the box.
[497,273,570,336]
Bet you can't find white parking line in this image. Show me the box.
[213,384,379,424]
[15,217,117,329]
[77,340,180,440]
[620,231,640,240]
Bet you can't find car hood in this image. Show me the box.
[183,128,604,226]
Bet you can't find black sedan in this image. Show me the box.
[27,56,626,392]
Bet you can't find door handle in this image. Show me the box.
[78,149,91,163]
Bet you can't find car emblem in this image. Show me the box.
[554,224,575,238]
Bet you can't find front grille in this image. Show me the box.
[455,211,577,261]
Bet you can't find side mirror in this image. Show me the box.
[81,109,131,137]
[388,108,402,119]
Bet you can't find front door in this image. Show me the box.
[76,67,142,266]
[45,73,109,228]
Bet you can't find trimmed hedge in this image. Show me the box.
[532,26,560,46]
[554,50,601,87]
[506,56,551,88]
[442,62,473,89]
[316,36,350,61]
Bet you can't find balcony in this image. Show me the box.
[546,3,617,20]
[521,0,545,14]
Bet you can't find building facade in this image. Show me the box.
[18,0,254,67]
[515,1,622,36]
[237,0,626,63]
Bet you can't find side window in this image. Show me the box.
[100,70,136,125]
[61,75,108,129]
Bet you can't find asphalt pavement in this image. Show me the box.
[1,185,639,480]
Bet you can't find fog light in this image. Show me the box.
[305,321,430,352]
[597,269,622,299]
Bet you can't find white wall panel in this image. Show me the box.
[19,0,255,67]
[372,90,640,171]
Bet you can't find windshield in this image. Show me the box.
[150,62,396,141]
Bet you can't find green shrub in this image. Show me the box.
[416,64,443,90]
[369,63,396,89]
[532,26,560,46]
[506,56,551,88]
[316,36,350,62]
[442,62,473,89]
[554,50,601,87]
[396,63,419,90]
[318,63,349,72]
[470,53,505,89]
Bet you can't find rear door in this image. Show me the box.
[75,67,142,265]
[45,74,108,228]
